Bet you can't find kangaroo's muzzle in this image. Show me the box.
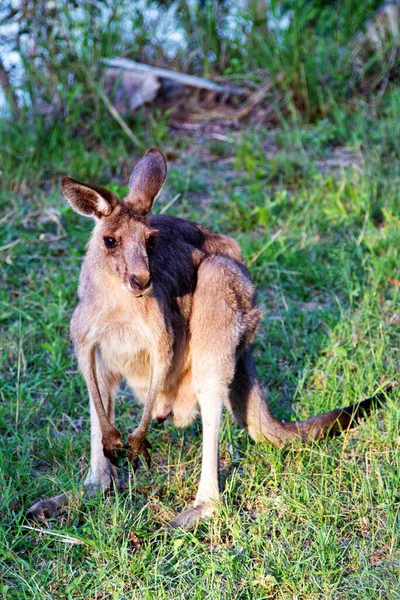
[129,273,152,296]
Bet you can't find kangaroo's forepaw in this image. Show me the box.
[168,502,215,531]
[102,429,128,467]
[127,435,152,471]
[103,445,129,467]
[26,492,70,522]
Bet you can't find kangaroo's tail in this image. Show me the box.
[276,387,390,443]
[227,350,393,446]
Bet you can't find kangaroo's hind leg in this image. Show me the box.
[169,256,248,530]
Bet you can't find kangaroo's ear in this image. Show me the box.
[125,148,167,215]
[61,177,118,218]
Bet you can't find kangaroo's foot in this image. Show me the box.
[26,492,71,522]
[26,461,118,523]
[102,427,128,467]
[127,432,152,471]
[168,501,216,531]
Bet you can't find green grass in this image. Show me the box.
[1,83,400,599]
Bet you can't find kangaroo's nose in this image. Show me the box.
[129,273,151,292]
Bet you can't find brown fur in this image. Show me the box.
[27,148,390,528]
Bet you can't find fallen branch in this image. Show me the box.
[102,58,246,96]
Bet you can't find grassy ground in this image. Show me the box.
[0,86,399,598]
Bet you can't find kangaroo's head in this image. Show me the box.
[62,148,167,297]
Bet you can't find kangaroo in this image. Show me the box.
[26,148,390,529]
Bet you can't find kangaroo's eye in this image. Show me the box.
[104,237,117,249]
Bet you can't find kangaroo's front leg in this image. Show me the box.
[26,350,120,521]
[84,363,120,493]
[87,346,127,467]
[127,369,162,470]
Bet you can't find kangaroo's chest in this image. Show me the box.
[95,317,153,380]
